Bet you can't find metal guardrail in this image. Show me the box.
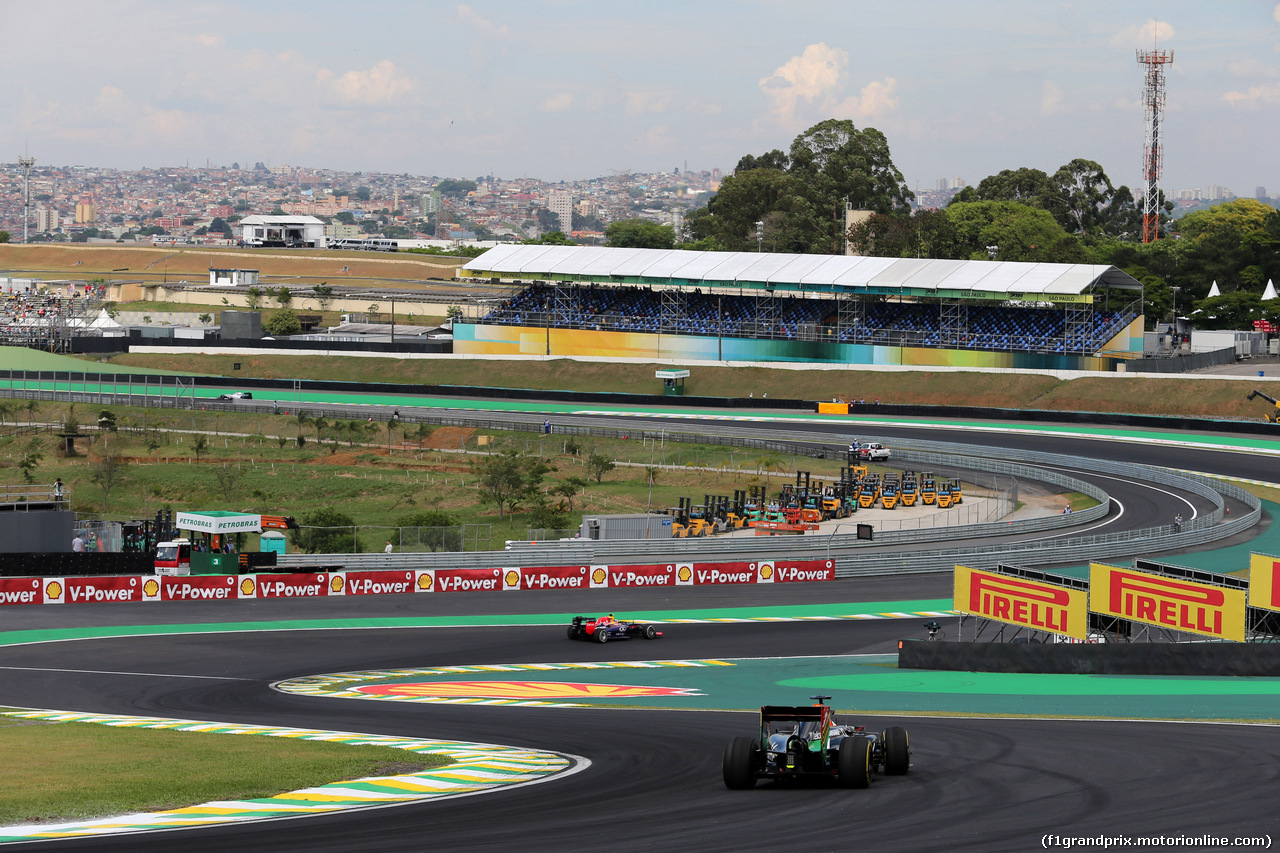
[4,382,1255,576]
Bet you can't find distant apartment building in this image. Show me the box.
[155,216,183,230]
[575,199,597,218]
[548,190,573,231]
[1205,185,1233,201]
[423,190,442,215]
[74,203,97,224]
[34,206,59,232]
[324,223,361,239]
[1257,186,1268,200]
[210,205,234,218]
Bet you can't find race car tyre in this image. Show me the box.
[596,627,608,643]
[643,624,657,639]
[722,737,760,790]
[883,726,910,775]
[567,626,580,640]
[838,737,872,789]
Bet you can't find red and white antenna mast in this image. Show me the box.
[1136,45,1173,243]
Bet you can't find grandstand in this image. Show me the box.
[456,246,1145,370]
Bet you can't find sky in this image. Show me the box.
[3,1,1278,196]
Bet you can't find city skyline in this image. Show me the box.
[3,1,1278,196]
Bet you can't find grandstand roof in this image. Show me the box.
[463,245,1142,298]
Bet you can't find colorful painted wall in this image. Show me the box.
[454,323,1140,371]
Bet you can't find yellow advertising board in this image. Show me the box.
[1248,553,1280,613]
[953,565,1088,640]
[1089,563,1247,642]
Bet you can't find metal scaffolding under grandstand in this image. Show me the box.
[0,286,107,353]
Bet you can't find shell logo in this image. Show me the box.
[143,578,160,597]
[45,581,62,600]
[591,567,607,585]
[417,573,433,591]
[677,565,692,583]
[330,575,344,593]
[239,577,256,596]
[504,570,520,588]
[355,681,703,699]
[759,563,773,580]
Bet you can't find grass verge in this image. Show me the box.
[0,714,449,826]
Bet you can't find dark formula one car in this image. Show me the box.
[567,614,663,643]
[723,696,910,789]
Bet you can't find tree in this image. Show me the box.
[17,440,42,484]
[436,179,477,198]
[944,200,1088,263]
[88,452,128,512]
[198,313,212,324]
[550,477,588,512]
[335,211,356,225]
[272,286,293,309]
[294,507,360,554]
[0,231,10,244]
[522,230,575,246]
[586,451,615,484]
[209,217,231,234]
[525,491,571,530]
[395,510,461,551]
[263,309,302,336]
[212,465,244,502]
[355,186,372,201]
[535,208,561,234]
[244,287,264,310]
[470,450,555,519]
[192,434,208,462]
[605,219,675,249]
[311,284,334,312]
[1048,158,1117,236]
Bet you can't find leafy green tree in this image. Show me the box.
[470,450,556,519]
[525,491,571,530]
[522,230,575,246]
[355,186,372,201]
[944,200,1088,263]
[192,434,208,462]
[272,286,293,309]
[550,477,588,511]
[605,219,675,249]
[0,231,10,244]
[88,452,128,512]
[311,284,334,312]
[535,208,561,233]
[586,451,615,484]
[263,309,302,336]
[396,510,461,551]
[335,211,356,225]
[294,507,360,554]
[1189,290,1267,330]
[209,217,231,234]
[17,440,42,484]
[212,464,244,502]
[436,179,477,198]
[244,287,264,310]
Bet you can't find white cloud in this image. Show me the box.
[624,91,670,115]
[759,43,846,123]
[1222,81,1280,108]
[194,33,222,48]
[1111,19,1175,49]
[457,4,510,38]
[316,60,413,105]
[759,43,898,128]
[1274,3,1280,26]
[1227,59,1278,78]
[539,92,573,112]
[1041,81,1066,115]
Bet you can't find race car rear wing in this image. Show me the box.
[759,706,825,723]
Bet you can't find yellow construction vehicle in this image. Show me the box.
[936,481,953,509]
[880,474,900,510]
[1248,389,1280,422]
[949,479,963,504]
[900,472,919,507]
[920,473,937,506]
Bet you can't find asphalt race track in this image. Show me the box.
[0,422,1277,851]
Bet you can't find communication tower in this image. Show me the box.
[1136,48,1173,243]
[18,155,36,244]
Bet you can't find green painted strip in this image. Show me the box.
[0,600,956,648]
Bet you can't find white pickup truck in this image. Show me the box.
[850,441,891,461]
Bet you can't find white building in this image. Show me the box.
[548,190,573,231]
[209,268,260,287]
[238,215,326,248]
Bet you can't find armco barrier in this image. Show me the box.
[0,559,836,606]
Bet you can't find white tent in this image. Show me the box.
[1263,279,1278,301]
[1207,280,1221,298]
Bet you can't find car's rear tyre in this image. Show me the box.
[567,626,579,640]
[596,627,608,643]
[643,624,657,639]
[722,737,759,789]
[838,737,872,788]
[883,726,910,775]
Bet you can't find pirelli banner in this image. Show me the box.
[953,565,1088,640]
[1089,563,1247,642]
[1248,553,1280,612]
